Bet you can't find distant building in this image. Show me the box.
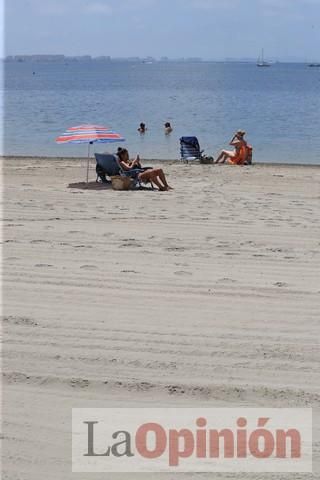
[95,56,111,62]
[5,54,66,63]
[73,56,92,62]
[143,56,156,63]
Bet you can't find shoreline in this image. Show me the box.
[1,155,320,168]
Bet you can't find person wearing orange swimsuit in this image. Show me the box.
[215,130,248,164]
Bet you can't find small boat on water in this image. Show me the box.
[257,49,271,67]
[309,63,320,67]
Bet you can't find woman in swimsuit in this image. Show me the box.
[215,130,248,165]
[117,148,173,191]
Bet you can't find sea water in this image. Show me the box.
[2,61,320,164]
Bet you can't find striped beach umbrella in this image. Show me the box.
[56,124,125,182]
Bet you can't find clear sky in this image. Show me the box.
[4,0,320,61]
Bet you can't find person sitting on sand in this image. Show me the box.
[117,148,173,191]
[164,122,173,135]
[215,130,249,165]
[138,122,147,134]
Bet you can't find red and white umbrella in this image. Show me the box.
[56,124,125,182]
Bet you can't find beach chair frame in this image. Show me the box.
[180,136,204,163]
[95,153,120,183]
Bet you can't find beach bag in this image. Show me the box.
[111,176,132,190]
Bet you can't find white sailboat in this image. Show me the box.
[257,49,270,67]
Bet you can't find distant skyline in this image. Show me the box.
[4,0,320,62]
[3,53,316,63]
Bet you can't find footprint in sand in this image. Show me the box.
[217,277,237,283]
[3,316,38,326]
[166,385,185,395]
[273,281,288,287]
[80,265,98,270]
[31,239,50,244]
[35,263,54,268]
[70,378,90,389]
[121,242,143,248]
[216,242,230,248]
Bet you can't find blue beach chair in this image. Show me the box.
[95,153,120,183]
[180,136,204,163]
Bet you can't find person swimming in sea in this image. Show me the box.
[164,122,173,135]
[138,122,147,134]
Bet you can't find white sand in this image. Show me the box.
[2,157,320,479]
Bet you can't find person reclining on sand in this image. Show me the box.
[117,148,173,191]
[215,130,249,165]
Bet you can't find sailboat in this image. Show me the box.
[257,49,270,67]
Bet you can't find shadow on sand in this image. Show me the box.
[68,181,112,191]
[68,181,154,191]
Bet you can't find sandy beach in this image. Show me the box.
[2,157,320,479]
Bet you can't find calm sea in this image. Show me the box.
[2,61,320,164]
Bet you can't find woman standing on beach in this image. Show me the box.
[117,148,173,191]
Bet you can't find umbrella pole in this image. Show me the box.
[86,143,91,183]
